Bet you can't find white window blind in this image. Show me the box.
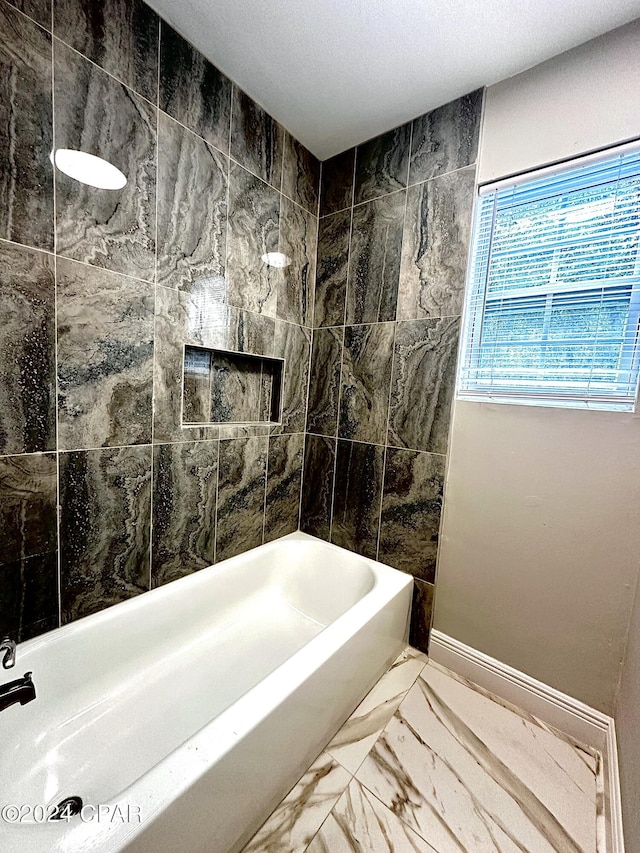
[458,144,640,410]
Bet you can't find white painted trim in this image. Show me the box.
[429,630,625,851]
[606,719,626,853]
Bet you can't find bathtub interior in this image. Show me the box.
[3,535,385,817]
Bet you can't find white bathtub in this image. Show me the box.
[0,532,412,853]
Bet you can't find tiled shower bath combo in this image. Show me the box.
[0,0,481,651]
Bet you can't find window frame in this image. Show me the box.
[457,140,640,412]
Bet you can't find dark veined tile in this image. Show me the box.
[215,436,267,562]
[0,4,53,250]
[159,21,231,153]
[339,323,394,445]
[320,147,355,216]
[56,258,154,450]
[300,434,335,541]
[282,131,320,214]
[226,163,280,316]
[59,445,152,622]
[230,86,284,189]
[314,209,351,328]
[278,196,317,326]
[153,285,275,443]
[156,112,228,293]
[331,439,384,559]
[54,41,156,281]
[354,122,411,204]
[0,453,57,568]
[273,320,311,434]
[409,89,483,185]
[0,242,56,456]
[347,190,405,324]
[398,166,476,320]
[379,448,445,583]
[0,553,58,643]
[306,326,343,436]
[388,317,460,455]
[54,0,159,102]
[152,440,218,587]
[265,433,304,542]
[409,578,435,654]
[5,0,51,29]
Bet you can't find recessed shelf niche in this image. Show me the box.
[182,345,283,426]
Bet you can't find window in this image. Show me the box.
[458,143,640,410]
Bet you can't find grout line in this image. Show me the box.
[262,431,270,545]
[0,0,49,34]
[148,20,162,593]
[212,438,220,563]
[51,34,157,110]
[50,29,62,629]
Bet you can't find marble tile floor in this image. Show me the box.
[241,648,604,853]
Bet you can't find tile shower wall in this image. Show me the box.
[302,91,482,651]
[0,0,318,639]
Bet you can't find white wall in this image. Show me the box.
[478,18,640,184]
[616,575,640,853]
[435,402,640,713]
[435,17,640,716]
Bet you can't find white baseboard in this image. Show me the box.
[429,630,625,853]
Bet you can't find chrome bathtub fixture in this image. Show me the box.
[50,149,127,190]
[1,637,16,669]
[0,672,36,713]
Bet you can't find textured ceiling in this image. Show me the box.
[147,0,640,160]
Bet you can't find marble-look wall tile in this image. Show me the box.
[320,148,355,216]
[0,553,58,643]
[282,132,320,214]
[215,436,267,562]
[306,326,343,436]
[265,433,304,542]
[231,87,284,189]
[388,317,460,455]
[273,320,311,434]
[5,0,50,29]
[0,242,56,456]
[300,434,335,541]
[226,163,280,316]
[354,123,411,205]
[153,286,275,443]
[379,448,444,583]
[307,778,437,853]
[209,352,264,424]
[398,166,476,320]
[346,191,405,324]
[339,323,394,445]
[331,439,383,559]
[0,4,53,251]
[156,112,228,293]
[56,258,154,450]
[0,453,57,567]
[59,445,152,622]
[159,22,231,154]
[151,440,218,587]
[409,89,482,185]
[54,0,159,102]
[54,41,156,281]
[314,209,351,328]
[278,196,317,326]
[409,579,434,653]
